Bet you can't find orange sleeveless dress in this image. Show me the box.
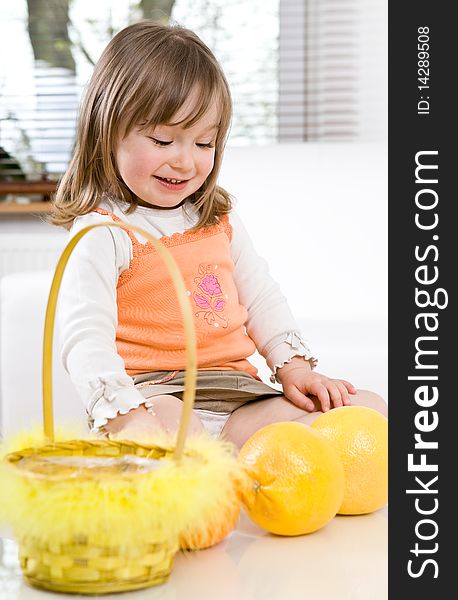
[94,209,258,378]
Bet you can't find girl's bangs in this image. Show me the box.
[136,69,227,133]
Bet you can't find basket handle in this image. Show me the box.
[42,221,197,461]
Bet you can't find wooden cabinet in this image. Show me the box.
[0,181,56,213]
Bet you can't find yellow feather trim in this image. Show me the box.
[0,425,89,456]
[0,432,247,551]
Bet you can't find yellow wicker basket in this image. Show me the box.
[0,221,241,595]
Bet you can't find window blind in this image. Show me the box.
[0,0,386,179]
[279,0,387,141]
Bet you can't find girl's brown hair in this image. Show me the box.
[50,21,233,229]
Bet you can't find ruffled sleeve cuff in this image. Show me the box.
[86,374,151,433]
[262,331,318,384]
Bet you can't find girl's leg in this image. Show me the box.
[147,394,205,435]
[221,389,387,450]
[103,394,204,438]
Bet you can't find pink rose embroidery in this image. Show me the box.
[194,294,210,309]
[199,274,222,296]
[213,299,225,312]
[193,265,228,328]
[205,312,215,325]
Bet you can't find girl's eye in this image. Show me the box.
[149,137,172,146]
[197,143,215,148]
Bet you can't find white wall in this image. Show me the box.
[220,143,387,321]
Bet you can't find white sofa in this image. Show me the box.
[0,143,387,438]
[0,271,85,435]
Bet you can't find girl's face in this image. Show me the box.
[116,90,219,209]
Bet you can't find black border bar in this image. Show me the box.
[388,3,454,597]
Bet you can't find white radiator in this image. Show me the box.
[0,234,66,278]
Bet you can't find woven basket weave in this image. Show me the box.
[7,443,180,593]
[2,221,203,594]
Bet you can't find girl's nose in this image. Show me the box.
[170,146,194,172]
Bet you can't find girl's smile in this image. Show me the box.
[153,175,189,191]
[116,89,218,209]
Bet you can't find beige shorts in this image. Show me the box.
[132,370,283,438]
[132,369,283,413]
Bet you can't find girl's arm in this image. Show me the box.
[229,210,317,379]
[230,211,355,410]
[57,213,149,432]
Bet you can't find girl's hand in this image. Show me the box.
[276,357,357,413]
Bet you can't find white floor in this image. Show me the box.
[0,505,387,600]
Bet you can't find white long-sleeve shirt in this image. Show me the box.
[58,197,316,429]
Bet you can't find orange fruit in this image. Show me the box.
[311,406,388,515]
[180,493,241,550]
[238,421,345,535]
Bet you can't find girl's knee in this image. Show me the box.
[221,396,307,449]
[147,394,204,435]
[353,389,388,417]
[184,412,205,436]
[147,394,182,411]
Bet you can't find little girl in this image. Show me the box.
[52,21,387,449]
